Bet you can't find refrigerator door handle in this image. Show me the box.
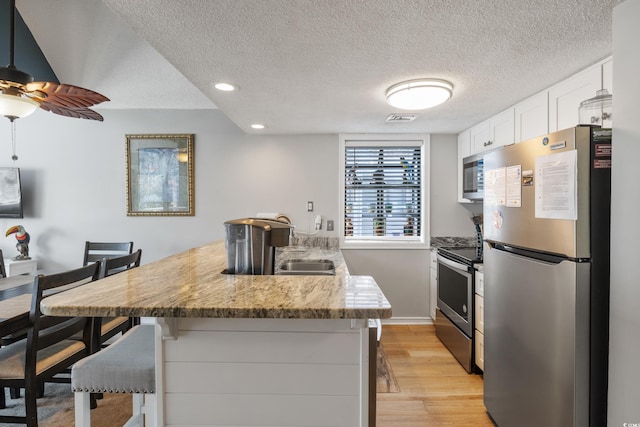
[486,241,567,265]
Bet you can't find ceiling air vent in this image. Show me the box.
[385,113,418,122]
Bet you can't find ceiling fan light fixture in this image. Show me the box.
[0,94,39,120]
[385,78,453,110]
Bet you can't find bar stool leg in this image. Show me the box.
[144,393,157,427]
[74,391,91,427]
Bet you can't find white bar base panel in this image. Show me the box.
[154,318,371,427]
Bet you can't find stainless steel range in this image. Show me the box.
[435,247,482,373]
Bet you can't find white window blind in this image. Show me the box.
[344,145,421,239]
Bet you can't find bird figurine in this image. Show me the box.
[6,225,30,260]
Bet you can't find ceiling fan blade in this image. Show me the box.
[25,82,109,108]
[38,102,104,121]
[2,0,109,123]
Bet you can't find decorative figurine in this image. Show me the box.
[6,224,30,260]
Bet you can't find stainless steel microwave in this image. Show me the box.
[462,153,483,200]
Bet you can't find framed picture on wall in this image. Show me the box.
[126,134,195,216]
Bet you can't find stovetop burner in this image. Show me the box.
[438,247,483,265]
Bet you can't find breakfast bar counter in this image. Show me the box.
[42,240,391,427]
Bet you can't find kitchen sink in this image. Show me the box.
[277,259,336,275]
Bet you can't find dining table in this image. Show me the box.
[0,275,34,341]
[0,275,37,343]
[0,274,36,302]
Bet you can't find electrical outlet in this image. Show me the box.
[327,220,334,231]
[307,201,314,212]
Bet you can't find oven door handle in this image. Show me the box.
[437,254,469,273]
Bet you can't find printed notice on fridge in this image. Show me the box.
[484,167,506,206]
[534,149,577,220]
[506,165,522,207]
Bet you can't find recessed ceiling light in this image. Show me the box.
[213,82,237,92]
[385,78,453,110]
[251,124,266,129]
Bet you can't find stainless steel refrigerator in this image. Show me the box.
[482,126,611,427]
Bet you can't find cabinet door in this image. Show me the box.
[475,330,484,371]
[489,108,514,148]
[474,293,484,333]
[475,270,484,297]
[515,91,549,143]
[548,64,602,132]
[602,59,613,94]
[457,130,471,203]
[470,120,491,154]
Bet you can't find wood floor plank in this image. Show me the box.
[376,324,495,427]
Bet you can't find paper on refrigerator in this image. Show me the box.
[534,149,578,220]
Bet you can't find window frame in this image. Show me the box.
[339,134,430,250]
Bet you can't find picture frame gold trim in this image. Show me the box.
[126,134,194,216]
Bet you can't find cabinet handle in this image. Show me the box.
[483,140,493,147]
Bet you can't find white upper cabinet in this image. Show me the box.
[602,59,613,94]
[548,64,602,132]
[514,91,549,143]
[470,108,515,154]
[470,120,490,153]
[457,130,471,203]
[489,108,515,148]
[457,57,611,203]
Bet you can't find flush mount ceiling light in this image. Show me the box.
[213,82,238,92]
[385,79,453,110]
[251,123,266,130]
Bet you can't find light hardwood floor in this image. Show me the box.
[377,324,495,427]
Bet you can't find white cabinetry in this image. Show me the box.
[474,269,484,371]
[457,131,471,203]
[456,57,611,204]
[602,59,613,94]
[429,249,438,320]
[489,108,515,148]
[470,120,490,153]
[514,91,549,142]
[548,64,602,132]
[470,108,514,154]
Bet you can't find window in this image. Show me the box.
[339,135,429,249]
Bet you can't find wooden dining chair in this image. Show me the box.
[94,249,142,346]
[0,262,101,426]
[82,241,133,267]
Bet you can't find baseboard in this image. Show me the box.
[381,317,433,325]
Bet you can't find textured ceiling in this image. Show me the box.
[15,0,622,134]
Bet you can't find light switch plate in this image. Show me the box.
[327,220,334,231]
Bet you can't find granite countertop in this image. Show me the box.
[41,240,391,320]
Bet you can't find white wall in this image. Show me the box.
[429,134,481,235]
[0,109,471,320]
[608,1,640,424]
[0,109,338,271]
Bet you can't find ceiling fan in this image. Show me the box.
[0,0,109,122]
